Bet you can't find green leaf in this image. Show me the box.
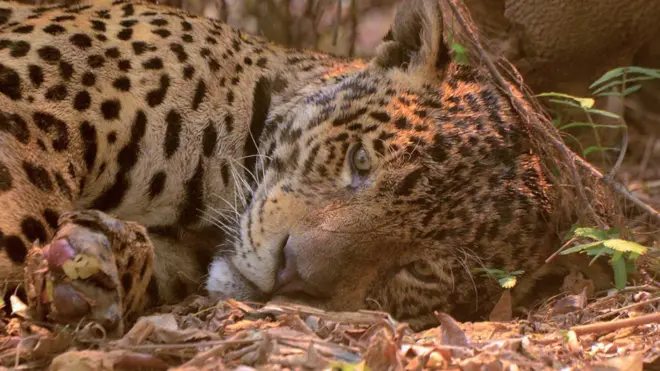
[584,108,622,119]
[583,146,619,156]
[592,75,657,95]
[591,79,625,95]
[612,257,628,291]
[548,98,582,109]
[558,122,626,131]
[474,267,502,278]
[510,270,525,276]
[560,240,605,255]
[586,247,613,256]
[626,257,637,275]
[622,84,643,96]
[590,68,626,89]
[572,227,610,241]
[606,227,621,238]
[589,246,608,265]
[624,66,660,78]
[537,93,594,109]
[552,117,562,127]
[602,239,648,255]
[610,250,624,263]
[498,275,517,289]
[451,42,469,65]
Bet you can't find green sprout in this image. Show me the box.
[560,227,648,290]
[474,268,525,289]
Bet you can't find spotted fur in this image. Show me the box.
[0,0,607,330]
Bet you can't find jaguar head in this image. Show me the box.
[207,0,553,329]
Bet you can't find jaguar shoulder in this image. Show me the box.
[0,0,609,331]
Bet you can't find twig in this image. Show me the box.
[605,125,628,181]
[177,333,246,367]
[443,0,660,224]
[347,0,357,57]
[14,335,39,368]
[275,335,362,355]
[112,338,258,351]
[332,0,341,46]
[592,295,660,321]
[604,76,629,181]
[216,0,228,23]
[639,134,656,178]
[545,237,576,263]
[571,311,660,336]
[608,181,660,222]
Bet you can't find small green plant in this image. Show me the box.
[536,91,625,158]
[536,66,656,292]
[589,66,660,98]
[446,32,469,65]
[538,66,660,159]
[450,41,469,65]
[560,227,648,290]
[474,268,525,289]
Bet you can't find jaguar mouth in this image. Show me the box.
[269,234,330,304]
[209,233,330,308]
[207,254,268,302]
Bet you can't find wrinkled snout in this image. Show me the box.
[267,214,401,311]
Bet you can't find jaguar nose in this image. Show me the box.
[271,236,326,299]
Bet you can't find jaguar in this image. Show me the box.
[0,0,608,332]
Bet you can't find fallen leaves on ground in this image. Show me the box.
[0,284,659,370]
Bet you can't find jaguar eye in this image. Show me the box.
[407,261,435,281]
[350,145,372,174]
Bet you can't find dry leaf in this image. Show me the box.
[561,271,595,297]
[489,290,513,322]
[479,338,522,353]
[10,295,28,319]
[435,312,469,347]
[459,353,506,371]
[114,317,155,347]
[114,314,219,345]
[590,352,644,371]
[50,350,168,371]
[279,314,316,336]
[552,288,588,315]
[363,327,403,371]
[30,332,73,359]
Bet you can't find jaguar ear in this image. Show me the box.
[373,0,451,78]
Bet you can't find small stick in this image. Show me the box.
[545,237,576,263]
[570,311,660,336]
[332,0,341,46]
[114,338,258,351]
[592,296,660,321]
[177,333,245,367]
